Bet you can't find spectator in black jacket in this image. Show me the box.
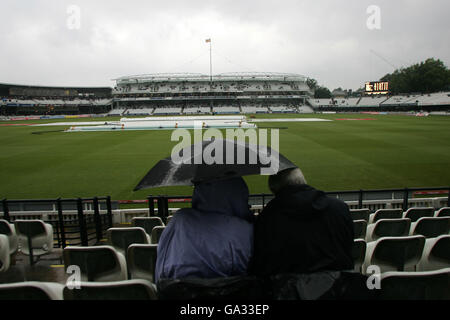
[250,168,354,277]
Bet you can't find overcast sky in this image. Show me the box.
[0,0,449,90]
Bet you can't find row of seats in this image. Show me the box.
[0,219,54,270]
[352,235,450,274]
[0,217,167,273]
[1,268,449,300]
[353,216,449,241]
[0,279,157,300]
[350,207,450,223]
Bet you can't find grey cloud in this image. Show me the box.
[0,0,448,90]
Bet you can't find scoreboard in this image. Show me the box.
[365,81,389,95]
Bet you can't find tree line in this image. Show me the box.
[308,58,450,98]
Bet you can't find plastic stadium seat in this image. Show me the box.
[365,218,411,242]
[0,219,18,254]
[0,282,64,300]
[63,279,158,300]
[362,235,426,274]
[127,244,158,283]
[14,220,54,265]
[380,268,450,300]
[403,207,435,222]
[0,234,10,273]
[416,235,450,271]
[166,215,173,224]
[353,220,367,240]
[352,239,366,273]
[151,226,165,244]
[131,217,164,236]
[63,246,127,282]
[350,209,370,222]
[409,217,450,238]
[435,207,450,217]
[107,227,151,255]
[368,209,403,224]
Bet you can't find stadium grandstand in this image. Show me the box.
[110,72,314,116]
[1,76,450,117]
[0,83,112,116]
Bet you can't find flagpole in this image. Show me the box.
[209,39,213,83]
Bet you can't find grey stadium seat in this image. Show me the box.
[63,245,127,282]
[107,227,151,255]
[403,207,435,222]
[352,239,366,273]
[350,209,370,222]
[0,282,64,300]
[417,235,450,271]
[127,244,158,283]
[0,219,18,254]
[151,226,166,244]
[363,235,426,274]
[353,220,367,240]
[368,209,403,224]
[365,218,411,242]
[63,279,157,300]
[14,220,54,265]
[409,217,450,238]
[0,234,10,273]
[435,207,450,217]
[131,217,164,236]
[380,268,450,300]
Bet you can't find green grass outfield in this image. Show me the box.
[0,113,449,201]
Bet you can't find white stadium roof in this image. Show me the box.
[114,72,307,84]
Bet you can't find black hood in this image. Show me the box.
[271,185,330,220]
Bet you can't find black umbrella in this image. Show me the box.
[134,139,297,190]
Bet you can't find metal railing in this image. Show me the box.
[1,187,449,247]
[1,196,113,248]
[145,187,450,222]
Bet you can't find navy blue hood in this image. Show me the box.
[192,177,253,222]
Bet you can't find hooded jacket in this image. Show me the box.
[250,184,354,277]
[155,177,254,283]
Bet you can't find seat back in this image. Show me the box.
[127,244,158,283]
[151,226,166,244]
[63,246,126,282]
[352,239,366,273]
[15,220,46,238]
[435,207,450,217]
[108,227,149,253]
[419,235,450,272]
[0,220,13,236]
[371,218,411,240]
[411,217,450,238]
[63,280,157,300]
[132,217,164,235]
[353,220,367,240]
[0,282,64,300]
[0,234,10,273]
[372,236,425,272]
[0,220,17,254]
[380,268,450,300]
[372,209,403,223]
[404,207,434,222]
[350,209,370,222]
[14,220,53,256]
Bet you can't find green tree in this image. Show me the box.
[381,58,450,94]
[314,86,332,98]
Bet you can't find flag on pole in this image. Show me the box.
[205,38,211,43]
